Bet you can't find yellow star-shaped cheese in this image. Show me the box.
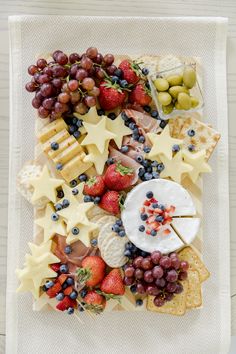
[147,125,183,160]
[84,142,109,175]
[106,114,132,148]
[81,117,116,154]
[16,277,39,299]
[28,240,55,258]
[35,203,67,243]
[160,151,193,184]
[74,106,101,124]
[58,183,85,205]
[33,293,58,311]
[182,149,212,183]
[66,222,98,246]
[29,165,64,203]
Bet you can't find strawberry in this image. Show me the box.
[84,290,106,314]
[56,296,77,311]
[118,60,141,84]
[50,263,61,272]
[83,176,105,197]
[99,190,121,215]
[77,256,106,287]
[129,83,152,106]
[101,269,125,295]
[46,281,62,298]
[63,286,73,296]
[98,80,126,110]
[58,274,67,285]
[104,162,134,191]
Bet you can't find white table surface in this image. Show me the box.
[0,1,236,353]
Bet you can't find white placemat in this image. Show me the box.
[7,15,230,354]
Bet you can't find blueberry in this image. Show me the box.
[119,230,126,237]
[133,128,139,135]
[141,159,149,168]
[67,307,74,315]
[143,105,151,113]
[72,227,80,235]
[66,277,74,286]
[157,163,165,172]
[158,204,165,210]
[140,250,149,257]
[143,146,151,153]
[124,249,132,257]
[138,167,145,177]
[120,79,128,88]
[60,264,69,274]
[188,144,195,152]
[42,285,47,292]
[78,305,85,312]
[106,157,115,165]
[84,195,92,202]
[187,129,195,137]
[152,203,159,209]
[138,136,145,144]
[56,292,65,301]
[130,284,137,293]
[72,117,78,125]
[114,68,123,78]
[140,213,148,221]
[51,213,59,221]
[155,215,164,222]
[125,242,133,250]
[76,119,83,128]
[72,188,78,195]
[136,155,143,163]
[62,199,70,208]
[57,190,64,199]
[151,161,158,167]
[144,172,153,181]
[136,299,143,306]
[142,68,149,75]
[70,291,78,300]
[56,163,63,171]
[73,130,81,139]
[132,133,140,141]
[80,289,87,298]
[120,145,129,153]
[55,203,63,211]
[152,171,159,179]
[139,225,145,232]
[111,76,119,84]
[116,219,122,227]
[108,112,116,120]
[69,125,77,134]
[112,224,120,233]
[151,229,157,236]
[121,111,129,121]
[146,166,153,173]
[151,110,159,119]
[131,244,137,253]
[97,109,105,116]
[45,280,54,289]
[145,81,150,89]
[160,120,167,129]
[146,191,153,199]
[70,179,78,188]
[51,142,59,150]
[94,196,101,204]
[172,144,180,152]
[79,174,87,182]
[91,238,98,247]
[64,245,72,254]
[129,122,136,130]
[62,282,68,290]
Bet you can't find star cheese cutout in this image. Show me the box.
[35,203,67,243]
[29,165,64,203]
[33,292,58,311]
[147,125,183,160]
[106,114,132,149]
[66,222,99,246]
[81,117,116,154]
[27,240,56,258]
[16,276,39,299]
[84,142,109,175]
[58,183,85,206]
[160,151,193,184]
[74,106,101,124]
[182,149,212,183]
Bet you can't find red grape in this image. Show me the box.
[74,102,88,114]
[165,292,174,302]
[151,251,162,265]
[58,92,70,104]
[106,65,117,75]
[25,82,37,92]
[124,266,135,277]
[178,271,188,281]
[155,277,166,288]
[35,91,44,102]
[32,97,41,109]
[180,261,189,271]
[54,102,68,113]
[88,86,100,97]
[141,257,153,270]
[56,52,68,65]
[86,47,98,59]
[94,53,103,64]
[146,285,160,296]
[50,110,61,120]
[159,256,171,269]
[103,54,114,66]
[69,53,80,64]
[152,266,164,279]
[34,72,41,83]
[70,91,81,104]
[52,65,67,78]
[40,83,53,97]
[95,67,105,80]
[68,80,79,92]
[38,74,50,84]
[52,78,63,89]
[166,282,177,293]
[52,50,63,61]
[76,69,88,81]
[144,270,154,283]
[84,96,96,107]
[42,98,55,110]
[81,56,93,70]
[174,282,183,294]
[136,283,145,294]
[134,268,144,280]
[171,257,180,270]
[82,78,95,91]
[166,269,178,283]
[36,58,47,69]
[169,252,178,259]
[70,64,80,77]
[28,65,38,76]
[123,276,134,286]
[38,106,49,118]
[43,66,53,77]
[154,295,165,307]
[133,256,143,269]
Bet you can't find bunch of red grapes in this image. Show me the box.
[25,48,116,119]
[123,250,189,307]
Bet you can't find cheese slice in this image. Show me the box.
[171,217,200,244]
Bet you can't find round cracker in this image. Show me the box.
[102,236,128,267]
[90,214,106,223]
[87,205,108,219]
[97,215,117,228]
[100,233,117,259]
[97,222,116,248]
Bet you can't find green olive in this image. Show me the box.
[177,92,191,110]
[190,96,199,108]
[154,78,169,92]
[166,74,183,86]
[168,85,189,98]
[158,92,172,106]
[183,67,196,89]
[162,103,174,114]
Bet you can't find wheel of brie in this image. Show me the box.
[121,179,200,254]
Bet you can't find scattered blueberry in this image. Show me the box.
[140,250,149,257]
[62,199,70,208]
[146,191,153,199]
[73,130,81,139]
[151,110,159,119]
[70,291,78,300]
[152,203,159,209]
[76,119,83,128]
[124,249,132,257]
[91,238,98,247]
[108,112,116,120]
[97,109,105,116]
[120,145,129,153]
[51,142,59,150]
[160,120,167,129]
[146,166,152,173]
[188,144,195,152]
[187,129,195,137]
[138,136,145,144]
[155,215,164,222]
[157,163,165,172]
[116,219,122,227]
[140,213,148,221]
[66,277,74,286]
[118,230,126,237]
[114,68,123,78]
[51,213,59,221]
[151,229,157,236]
[132,133,140,141]
[152,171,159,179]
[62,282,68,290]
[42,285,47,292]
[138,167,145,177]
[151,160,158,167]
[55,203,63,211]
[45,280,54,289]
[120,79,128,88]
[158,204,165,210]
[69,125,77,134]
[56,293,65,301]
[80,288,87,298]
[143,105,151,113]
[121,111,129,121]
[106,157,115,166]
[141,159,150,168]
[143,146,151,153]
[57,190,64,199]
[67,307,74,315]
[139,225,145,232]
[60,264,69,274]
[136,155,143,163]
[144,172,153,181]
[70,179,77,188]
[125,242,133,250]
[72,188,78,195]
[112,224,120,233]
[172,144,180,152]
[142,67,149,75]
[56,163,63,171]
[94,196,101,204]
[72,117,78,125]
[129,122,136,130]
[111,76,119,84]
[64,245,72,254]
[79,174,87,182]
[72,227,80,235]
[84,195,92,202]
[130,284,137,293]
[136,299,143,306]
[133,128,139,135]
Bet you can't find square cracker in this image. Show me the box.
[178,246,210,283]
[147,280,188,316]
[186,269,202,308]
[169,117,186,138]
[178,116,220,160]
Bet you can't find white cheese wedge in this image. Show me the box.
[171,218,200,244]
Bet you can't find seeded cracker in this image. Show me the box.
[186,269,202,308]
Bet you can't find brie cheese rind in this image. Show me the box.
[171,218,201,245]
[122,179,198,254]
